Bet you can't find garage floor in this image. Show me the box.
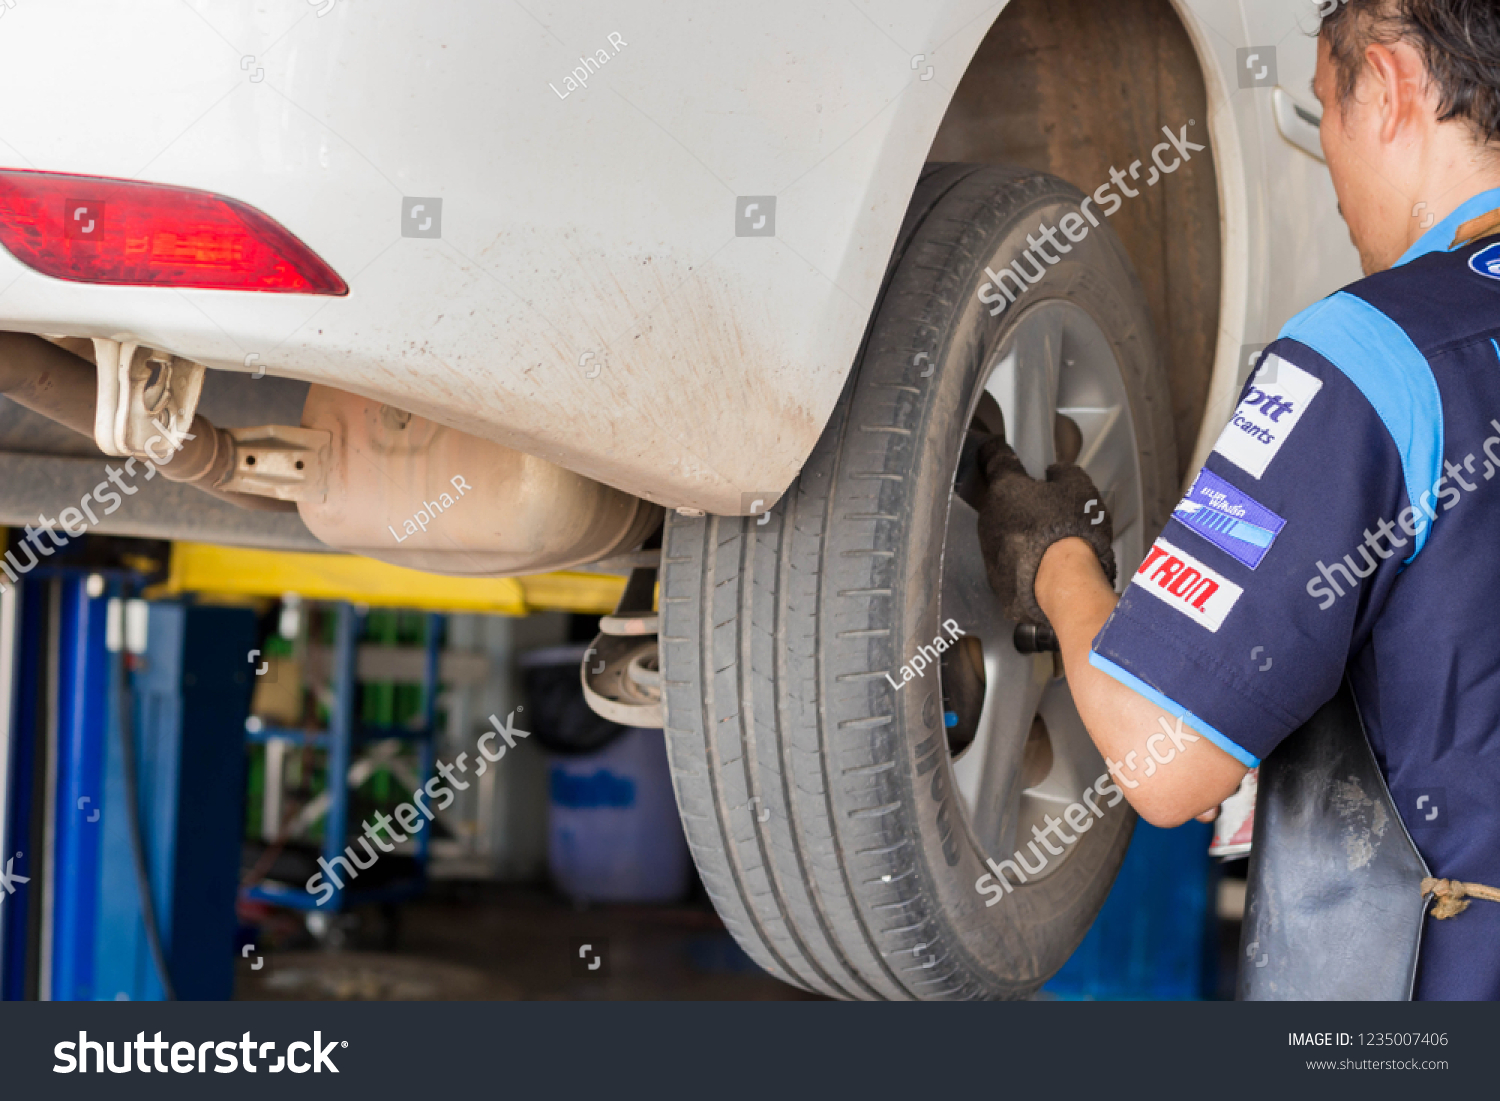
[235,884,824,1001]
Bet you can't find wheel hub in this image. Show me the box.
[940,299,1147,881]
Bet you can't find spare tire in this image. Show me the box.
[658,164,1177,999]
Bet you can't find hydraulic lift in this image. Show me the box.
[0,564,253,1001]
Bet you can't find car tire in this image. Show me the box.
[659,164,1178,999]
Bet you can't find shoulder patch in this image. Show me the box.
[1469,241,1500,281]
[1130,538,1243,633]
[1212,354,1322,479]
[1172,469,1285,569]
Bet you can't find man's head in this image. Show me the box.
[1315,0,1500,274]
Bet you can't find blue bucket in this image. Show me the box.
[547,727,691,904]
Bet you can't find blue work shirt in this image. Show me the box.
[1092,187,1500,1001]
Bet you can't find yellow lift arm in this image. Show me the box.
[160,542,627,616]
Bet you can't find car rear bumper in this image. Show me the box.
[0,0,994,512]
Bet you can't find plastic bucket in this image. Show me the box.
[547,727,690,904]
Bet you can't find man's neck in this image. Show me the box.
[1399,153,1500,256]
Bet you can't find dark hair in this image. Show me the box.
[1320,0,1500,145]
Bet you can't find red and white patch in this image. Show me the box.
[1131,538,1242,632]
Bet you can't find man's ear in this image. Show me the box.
[1364,39,1433,145]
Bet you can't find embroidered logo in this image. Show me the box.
[1172,468,1286,569]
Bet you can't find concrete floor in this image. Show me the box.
[236,884,824,1001]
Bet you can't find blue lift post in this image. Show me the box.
[244,602,441,912]
[1,577,47,1000]
[414,611,440,870]
[96,595,255,1001]
[91,599,256,1001]
[0,582,14,998]
[49,578,110,1001]
[320,598,359,912]
[2,573,254,1002]
[0,576,112,1001]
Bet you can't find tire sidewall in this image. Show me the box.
[855,174,1174,995]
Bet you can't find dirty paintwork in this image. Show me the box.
[0,1,1360,517]
[0,0,1000,514]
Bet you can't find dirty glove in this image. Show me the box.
[975,434,1116,627]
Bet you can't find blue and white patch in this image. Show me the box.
[1212,355,1323,479]
[1172,468,1285,569]
[1469,241,1500,281]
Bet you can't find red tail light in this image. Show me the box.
[0,169,347,295]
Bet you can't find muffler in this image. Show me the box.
[294,385,661,576]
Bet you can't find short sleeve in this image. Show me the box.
[1090,322,1428,765]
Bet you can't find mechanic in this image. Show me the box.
[976,0,1500,1000]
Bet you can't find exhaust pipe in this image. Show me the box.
[0,334,665,574]
[0,332,290,510]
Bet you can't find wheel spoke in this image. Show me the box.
[1060,403,1123,470]
[944,498,1053,843]
[983,306,1065,477]
[1014,681,1108,847]
[943,299,1145,881]
[1059,401,1147,577]
[940,498,1009,648]
[956,651,1051,855]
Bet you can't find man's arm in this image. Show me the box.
[980,334,1413,820]
[1035,537,1248,827]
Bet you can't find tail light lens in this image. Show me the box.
[0,169,347,294]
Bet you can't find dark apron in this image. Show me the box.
[1239,680,1430,1000]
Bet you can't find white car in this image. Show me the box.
[0,0,1357,998]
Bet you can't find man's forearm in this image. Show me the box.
[1035,538,1248,826]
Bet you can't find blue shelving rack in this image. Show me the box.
[241,602,441,913]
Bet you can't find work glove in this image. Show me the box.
[975,433,1116,627]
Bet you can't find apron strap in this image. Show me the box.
[1422,877,1500,919]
